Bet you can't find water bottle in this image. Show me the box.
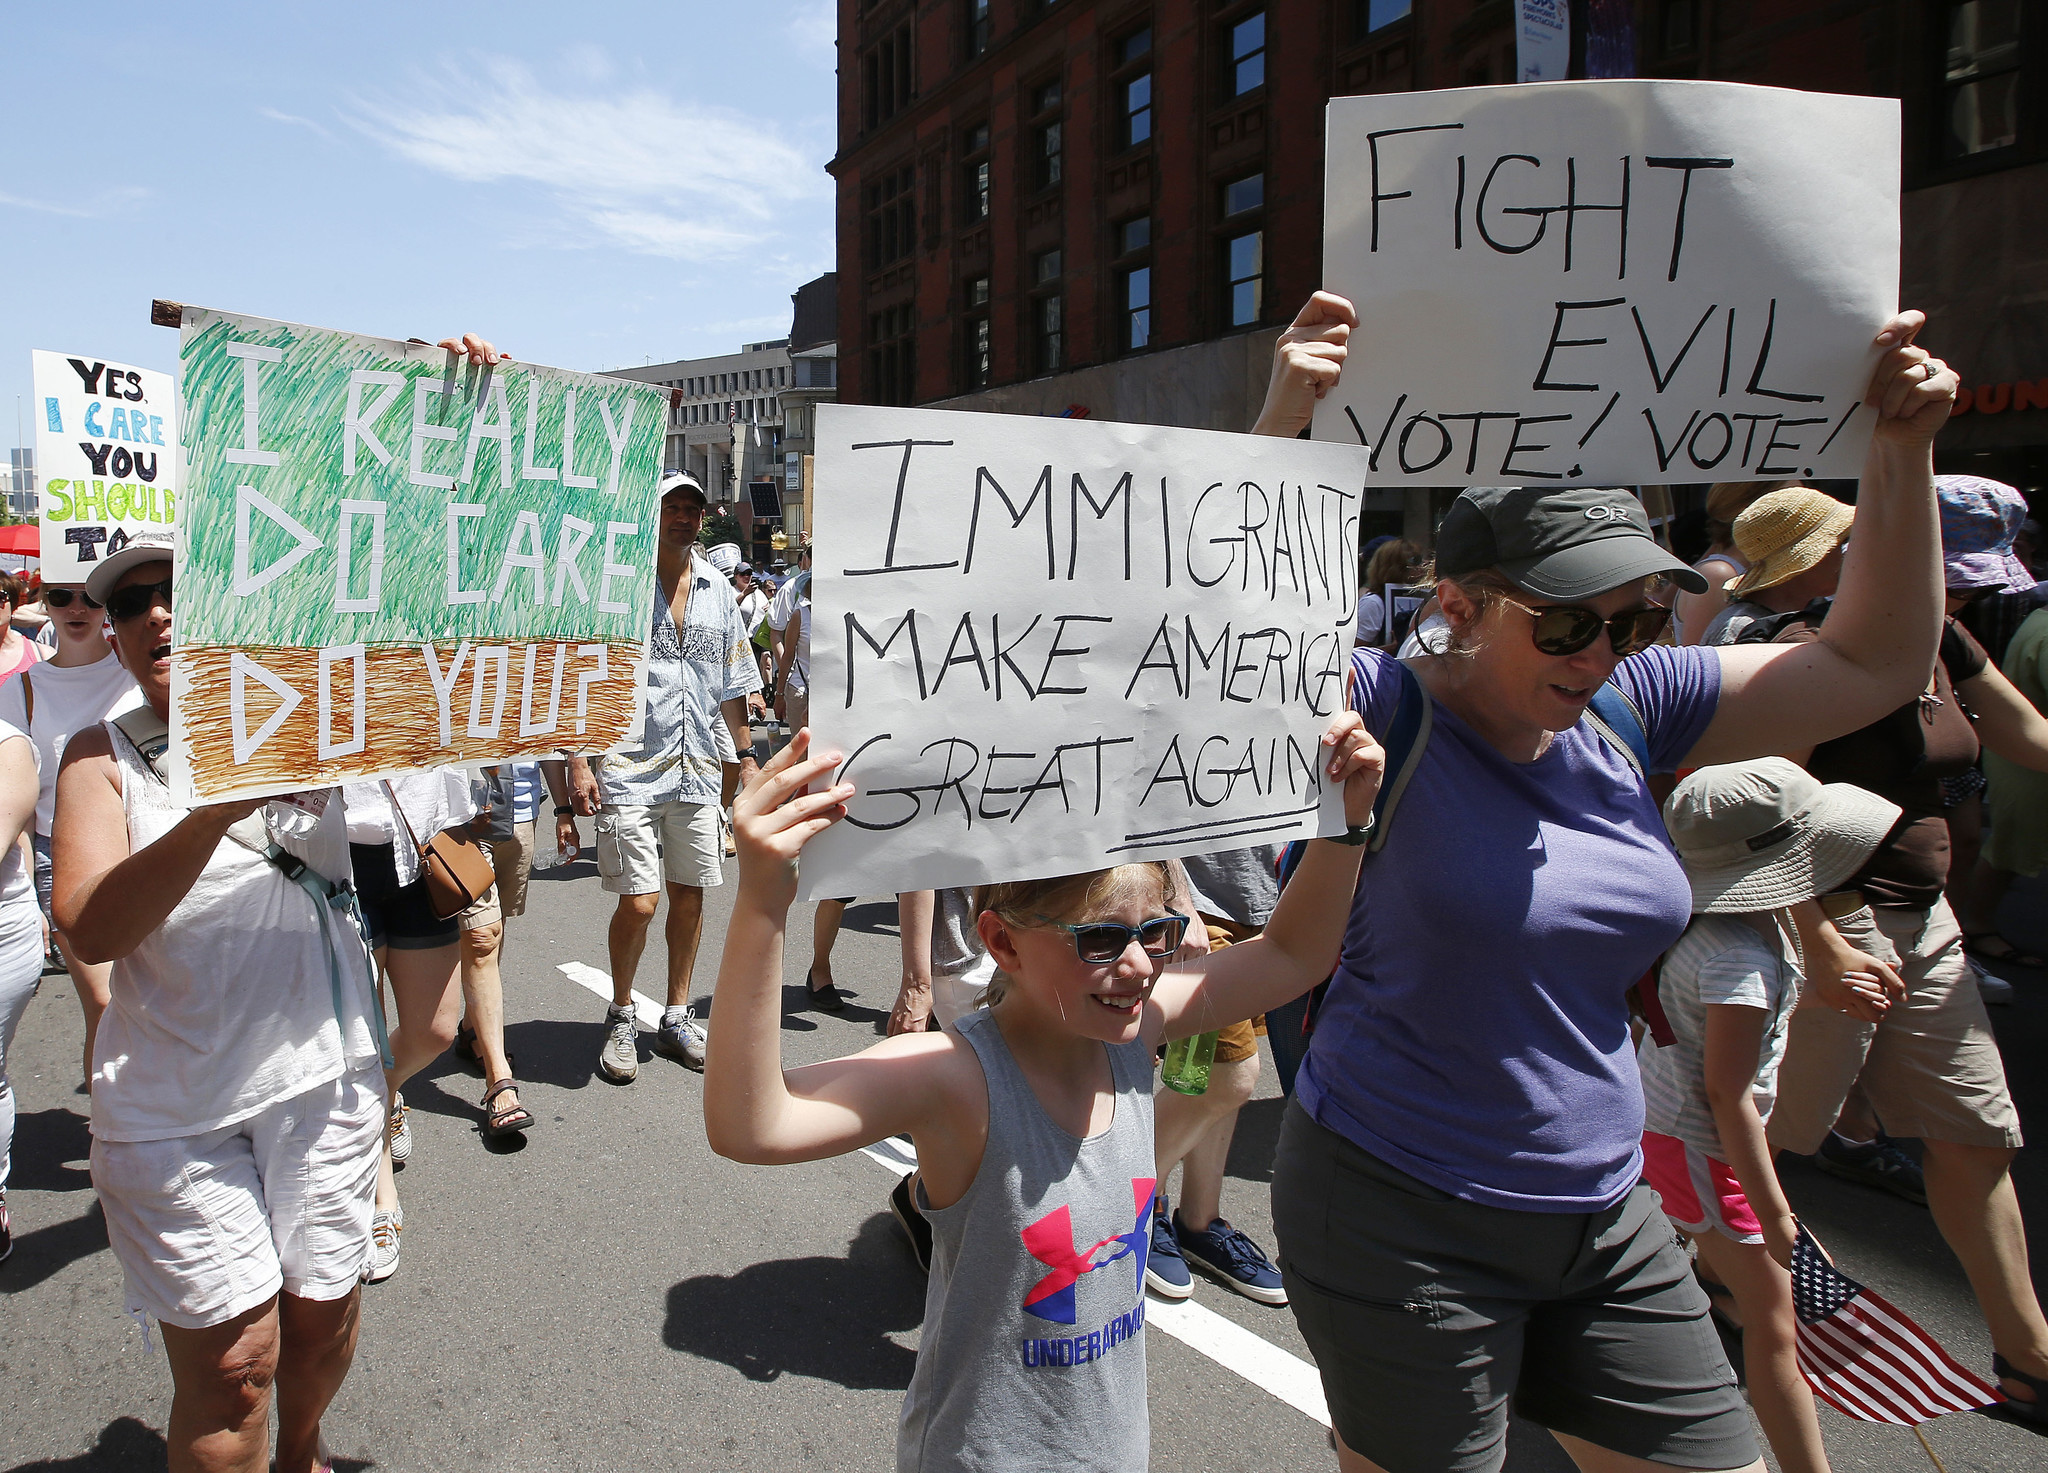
[1161,1029,1219,1095]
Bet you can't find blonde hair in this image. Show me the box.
[971,863,1173,1007]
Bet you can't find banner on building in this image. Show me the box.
[1516,0,1570,83]
[32,350,179,582]
[1317,80,1900,486]
[796,404,1359,899]
[166,306,668,804]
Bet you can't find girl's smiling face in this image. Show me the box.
[980,869,1177,1046]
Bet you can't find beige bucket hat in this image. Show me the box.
[1665,758,1900,915]
[1725,488,1855,597]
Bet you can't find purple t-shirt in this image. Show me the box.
[1296,645,1722,1212]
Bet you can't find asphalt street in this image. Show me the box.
[3,846,2047,1473]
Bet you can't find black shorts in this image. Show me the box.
[350,842,458,952]
[1271,1099,1756,1473]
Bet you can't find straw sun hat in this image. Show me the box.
[1724,488,1855,597]
[1664,758,1900,915]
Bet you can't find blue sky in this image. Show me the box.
[0,1,838,455]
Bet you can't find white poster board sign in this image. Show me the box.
[31,350,179,581]
[798,404,1360,899]
[1315,80,1899,486]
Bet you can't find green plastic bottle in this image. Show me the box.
[1161,1029,1219,1095]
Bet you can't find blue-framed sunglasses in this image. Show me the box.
[1033,911,1190,963]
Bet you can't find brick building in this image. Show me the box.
[831,1,2046,500]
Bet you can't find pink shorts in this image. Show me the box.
[1641,1131,1763,1245]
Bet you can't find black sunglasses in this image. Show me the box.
[43,589,101,610]
[1035,911,1190,963]
[106,579,173,623]
[1498,595,1672,658]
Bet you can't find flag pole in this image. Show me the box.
[1911,1424,1948,1473]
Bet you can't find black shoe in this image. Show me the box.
[890,1173,932,1273]
[1982,1352,2048,1434]
[1813,1133,1927,1206]
[0,1190,12,1266]
[807,972,847,1013]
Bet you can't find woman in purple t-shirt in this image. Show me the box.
[1250,293,1958,1473]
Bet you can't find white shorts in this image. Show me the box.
[595,800,723,895]
[91,1067,386,1330]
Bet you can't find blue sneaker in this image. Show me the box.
[1177,1213,1288,1305]
[1144,1194,1192,1300]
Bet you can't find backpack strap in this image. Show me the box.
[1276,658,1433,886]
[19,668,31,734]
[1583,683,1649,780]
[1365,662,1433,854]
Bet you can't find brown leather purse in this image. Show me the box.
[382,780,497,919]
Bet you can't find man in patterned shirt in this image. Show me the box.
[567,473,762,1080]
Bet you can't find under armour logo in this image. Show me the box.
[1019,1178,1156,1325]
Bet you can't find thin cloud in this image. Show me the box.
[0,191,91,218]
[348,55,828,261]
[785,0,836,60]
[260,107,333,139]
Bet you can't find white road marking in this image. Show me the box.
[558,961,668,1031]
[553,961,1328,1426]
[853,1135,1330,1426]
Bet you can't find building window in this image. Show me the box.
[963,283,992,392]
[1658,0,1696,53]
[863,23,915,131]
[1120,267,1152,351]
[866,165,918,269]
[1351,0,1410,42]
[1223,172,1263,218]
[1942,1,2022,159]
[1030,80,1063,191]
[1119,216,1151,254]
[1226,231,1263,327]
[1227,10,1266,97]
[1113,28,1153,150]
[1034,248,1062,284]
[870,304,917,406]
[962,123,991,222]
[1035,295,1064,373]
[966,0,991,57]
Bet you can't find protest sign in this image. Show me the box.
[31,350,179,581]
[1315,80,1900,486]
[796,404,1361,899]
[166,307,668,804]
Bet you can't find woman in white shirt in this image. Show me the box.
[0,581,139,1081]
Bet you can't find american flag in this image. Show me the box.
[1792,1225,2003,1424]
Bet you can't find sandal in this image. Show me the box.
[1963,931,2047,971]
[1984,1352,2048,1433]
[453,1022,513,1076]
[481,1079,534,1139]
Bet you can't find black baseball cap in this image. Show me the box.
[1434,486,1707,600]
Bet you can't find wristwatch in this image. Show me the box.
[553,804,575,816]
[1322,818,1375,846]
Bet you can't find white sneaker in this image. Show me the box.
[386,1093,412,1164]
[362,1204,402,1283]
[598,1004,640,1082]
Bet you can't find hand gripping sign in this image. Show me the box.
[164,306,668,804]
[795,404,1359,900]
[1314,80,1900,486]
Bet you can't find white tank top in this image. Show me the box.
[90,719,380,1143]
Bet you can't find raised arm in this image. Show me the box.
[1253,292,1356,438]
[1147,712,1383,1041]
[1684,313,1958,767]
[1959,660,2048,772]
[705,733,974,1165]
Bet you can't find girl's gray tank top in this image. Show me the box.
[896,1006,1157,1473]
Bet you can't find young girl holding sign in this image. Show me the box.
[704,723,1382,1472]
